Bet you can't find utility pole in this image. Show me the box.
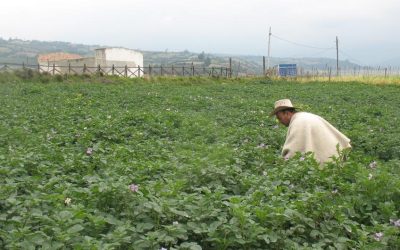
[336,36,339,76]
[267,27,272,73]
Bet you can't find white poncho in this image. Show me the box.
[282,112,351,163]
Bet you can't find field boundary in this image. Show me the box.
[0,62,233,78]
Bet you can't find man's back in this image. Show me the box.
[282,112,351,163]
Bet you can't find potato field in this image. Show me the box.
[1,73,399,249]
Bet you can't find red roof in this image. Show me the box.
[38,52,82,63]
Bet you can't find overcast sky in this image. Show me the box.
[1,0,399,65]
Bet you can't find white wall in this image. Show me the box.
[39,58,96,74]
[95,48,144,77]
[96,48,143,68]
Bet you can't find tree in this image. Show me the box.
[198,51,205,60]
[204,57,212,67]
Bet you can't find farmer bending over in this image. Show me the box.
[271,99,351,163]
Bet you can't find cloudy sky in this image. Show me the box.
[1,0,399,65]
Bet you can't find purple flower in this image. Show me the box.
[86,147,93,156]
[369,161,377,169]
[373,232,384,241]
[257,143,268,149]
[129,184,139,192]
[299,156,305,161]
[390,219,400,227]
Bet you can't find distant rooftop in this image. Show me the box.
[38,52,82,62]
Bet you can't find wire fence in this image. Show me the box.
[290,66,400,78]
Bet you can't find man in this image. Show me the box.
[270,99,351,163]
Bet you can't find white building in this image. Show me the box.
[38,48,144,77]
[95,48,143,68]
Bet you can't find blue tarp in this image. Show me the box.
[279,64,297,77]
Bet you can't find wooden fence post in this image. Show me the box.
[229,58,232,78]
[172,65,174,75]
[263,56,265,75]
[149,65,152,77]
[68,63,71,74]
[191,62,194,76]
[328,67,332,82]
[182,66,185,76]
[124,65,128,77]
[83,64,87,74]
[112,64,115,75]
[37,63,41,72]
[52,63,55,75]
[138,66,141,77]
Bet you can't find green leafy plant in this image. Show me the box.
[0,76,399,249]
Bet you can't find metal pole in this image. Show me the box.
[267,27,272,71]
[336,36,339,77]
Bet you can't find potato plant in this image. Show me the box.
[0,75,399,249]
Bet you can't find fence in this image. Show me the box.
[1,61,400,79]
[0,62,233,78]
[293,66,400,79]
[261,57,400,79]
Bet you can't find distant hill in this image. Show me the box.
[0,37,361,75]
[0,38,96,64]
[378,57,400,67]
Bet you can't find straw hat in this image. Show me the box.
[269,99,296,116]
